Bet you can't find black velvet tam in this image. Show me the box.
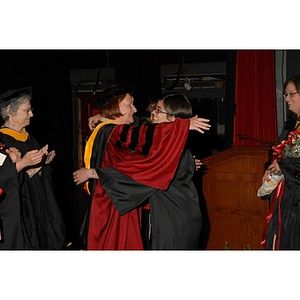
[95,84,135,107]
[0,87,32,109]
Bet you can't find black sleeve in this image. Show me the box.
[264,119,296,169]
[278,157,300,183]
[97,167,157,215]
[0,152,19,193]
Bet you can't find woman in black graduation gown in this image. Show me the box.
[0,88,66,249]
[261,75,300,249]
[0,142,48,248]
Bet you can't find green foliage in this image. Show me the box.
[225,242,252,250]
[225,242,230,250]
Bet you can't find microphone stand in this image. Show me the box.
[236,134,275,147]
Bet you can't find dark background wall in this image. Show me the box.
[287,50,300,78]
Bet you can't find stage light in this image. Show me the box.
[184,78,192,91]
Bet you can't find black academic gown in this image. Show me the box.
[0,149,24,249]
[265,119,300,249]
[0,132,66,250]
[97,147,202,250]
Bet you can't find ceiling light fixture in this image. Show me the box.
[184,77,192,91]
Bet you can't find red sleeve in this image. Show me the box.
[104,118,190,190]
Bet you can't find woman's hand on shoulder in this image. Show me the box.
[189,115,211,133]
[88,114,101,131]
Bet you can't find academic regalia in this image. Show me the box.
[82,121,144,250]
[0,145,24,249]
[0,129,66,250]
[96,118,202,250]
[264,119,300,249]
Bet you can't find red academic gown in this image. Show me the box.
[84,121,143,250]
[85,118,190,250]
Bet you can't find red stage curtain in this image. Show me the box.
[233,50,278,147]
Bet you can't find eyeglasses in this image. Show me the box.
[18,108,33,114]
[283,91,298,99]
[153,107,170,115]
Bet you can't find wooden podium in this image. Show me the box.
[200,147,270,250]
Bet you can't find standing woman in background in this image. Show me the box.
[0,142,47,249]
[261,75,300,249]
[0,88,66,249]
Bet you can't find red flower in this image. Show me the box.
[272,127,300,161]
[272,142,286,161]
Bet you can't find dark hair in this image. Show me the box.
[146,97,157,106]
[98,93,128,119]
[283,76,300,120]
[283,75,300,93]
[162,93,192,119]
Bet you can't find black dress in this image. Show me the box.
[0,130,66,250]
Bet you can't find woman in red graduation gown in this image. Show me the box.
[74,86,210,250]
[74,85,144,250]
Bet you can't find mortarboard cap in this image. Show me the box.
[0,87,32,109]
[95,84,135,107]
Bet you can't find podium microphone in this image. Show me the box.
[237,134,274,146]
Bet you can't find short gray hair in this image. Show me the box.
[0,94,31,121]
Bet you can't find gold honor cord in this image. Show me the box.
[83,121,117,195]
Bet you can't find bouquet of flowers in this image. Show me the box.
[257,173,283,197]
[0,142,5,241]
[257,127,300,197]
[282,128,300,157]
